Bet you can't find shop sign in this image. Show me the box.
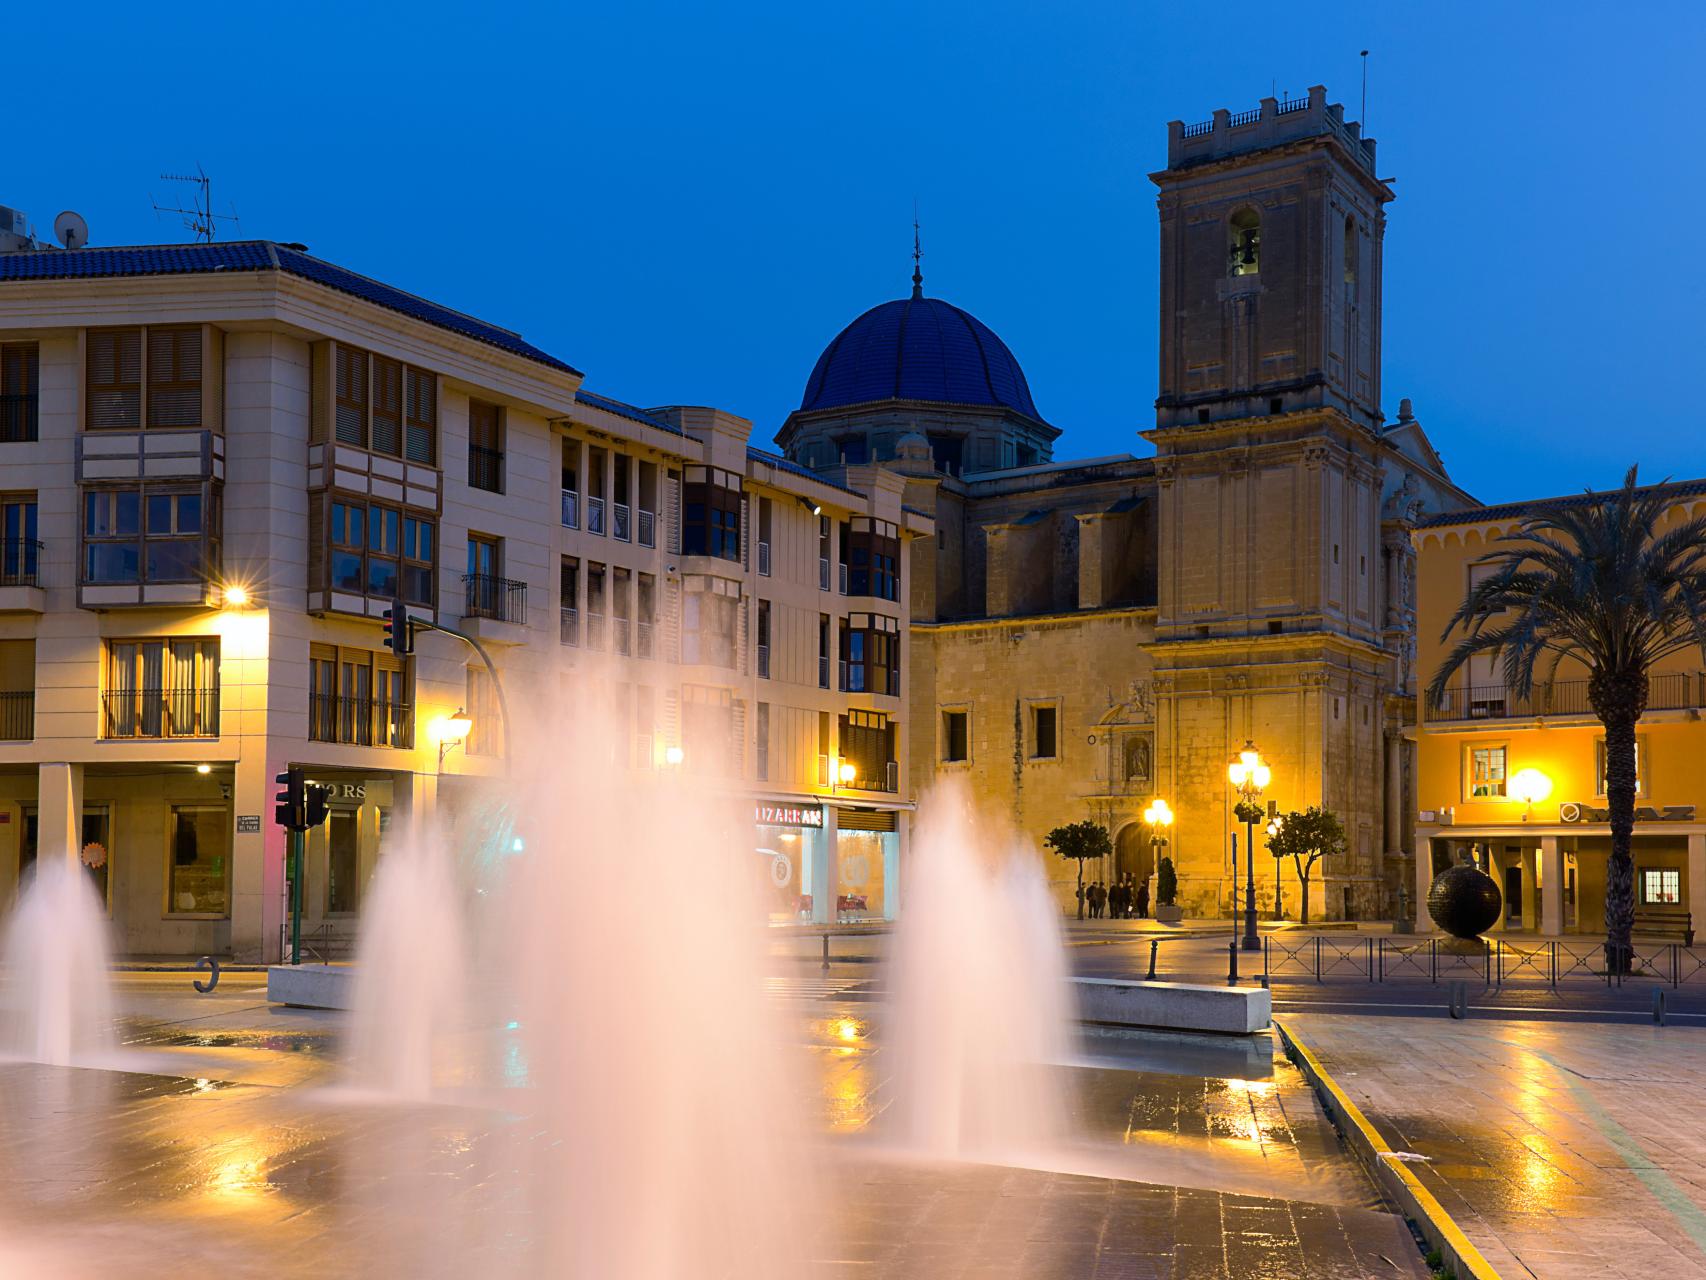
[755,802,823,829]
[236,815,261,833]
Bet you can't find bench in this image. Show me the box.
[1634,911,1694,945]
[1071,978,1271,1035]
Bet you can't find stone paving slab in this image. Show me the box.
[1284,1013,1706,1278]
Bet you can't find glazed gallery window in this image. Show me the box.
[86,325,204,430]
[84,485,214,584]
[168,805,230,917]
[1641,869,1681,906]
[1031,704,1059,760]
[1595,736,1648,798]
[333,343,437,464]
[1467,744,1507,798]
[840,517,899,602]
[21,807,113,909]
[104,638,219,738]
[681,466,742,560]
[941,709,969,763]
[329,499,435,606]
[841,612,899,695]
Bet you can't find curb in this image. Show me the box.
[1275,1017,1502,1280]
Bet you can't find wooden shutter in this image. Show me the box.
[87,328,142,429]
[335,346,369,446]
[404,367,435,464]
[1,343,37,397]
[146,326,202,427]
[665,469,682,554]
[469,400,500,452]
[371,356,402,456]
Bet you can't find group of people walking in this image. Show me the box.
[1080,874,1149,920]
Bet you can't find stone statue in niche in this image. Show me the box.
[1122,733,1153,785]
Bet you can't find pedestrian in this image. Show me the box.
[1091,881,1107,919]
[1122,875,1136,918]
[1117,878,1131,919]
[1135,879,1150,919]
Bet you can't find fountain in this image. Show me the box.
[885,777,1076,1159]
[0,858,116,1067]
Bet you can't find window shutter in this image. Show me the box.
[335,346,368,446]
[738,595,750,676]
[87,328,142,429]
[663,574,681,664]
[662,686,680,757]
[1,343,37,397]
[147,326,202,428]
[731,699,747,778]
[740,493,750,570]
[405,368,436,464]
[665,470,682,554]
[371,356,402,456]
[469,400,500,452]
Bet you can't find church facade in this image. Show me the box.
[778,86,1473,919]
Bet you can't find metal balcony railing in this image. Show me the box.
[842,760,899,793]
[838,562,849,595]
[0,690,32,740]
[613,502,631,542]
[757,542,771,576]
[102,688,219,739]
[0,394,37,443]
[1,538,42,588]
[1432,673,1706,722]
[468,444,504,493]
[637,620,654,659]
[818,654,829,689]
[757,643,770,678]
[586,611,606,651]
[307,693,414,749]
[463,574,526,624]
[614,619,632,657]
[588,496,606,535]
[637,509,656,548]
[561,490,579,529]
[560,606,579,647]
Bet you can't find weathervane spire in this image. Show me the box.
[911,208,924,300]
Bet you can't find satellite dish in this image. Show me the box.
[53,210,88,249]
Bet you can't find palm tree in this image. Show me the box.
[1426,468,1706,972]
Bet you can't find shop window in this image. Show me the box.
[168,804,230,917]
[1641,869,1681,906]
[1467,744,1507,798]
[942,709,969,763]
[327,809,361,915]
[1595,735,1648,798]
[1031,703,1059,760]
[104,638,219,738]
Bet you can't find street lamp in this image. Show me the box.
[1143,798,1173,918]
[831,759,857,793]
[1266,814,1285,920]
[1228,740,1271,951]
[1509,767,1552,821]
[430,708,474,773]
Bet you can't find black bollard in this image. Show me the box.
[1654,987,1668,1026]
[1146,938,1159,981]
[192,955,220,995]
[821,933,830,975]
[1227,939,1239,986]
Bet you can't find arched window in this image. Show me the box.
[1228,207,1261,276]
[1343,215,1357,285]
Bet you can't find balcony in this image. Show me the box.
[614,618,632,657]
[307,693,414,749]
[614,503,631,542]
[839,562,849,595]
[819,654,830,689]
[840,663,900,697]
[819,556,830,591]
[588,496,606,536]
[1431,673,1706,722]
[0,394,36,444]
[560,606,579,647]
[561,490,579,530]
[468,445,504,494]
[0,539,44,613]
[586,611,606,651]
[821,755,899,793]
[463,574,526,624]
[0,691,32,740]
[637,509,656,548]
[101,688,220,739]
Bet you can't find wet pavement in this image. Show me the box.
[0,975,1427,1279]
[1285,1013,1706,1278]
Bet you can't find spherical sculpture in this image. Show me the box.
[1427,864,1502,939]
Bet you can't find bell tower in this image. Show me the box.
[1152,85,1391,432]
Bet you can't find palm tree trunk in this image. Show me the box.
[1592,670,1647,975]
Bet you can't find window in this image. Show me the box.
[467,664,498,756]
[839,436,869,465]
[942,709,969,763]
[684,686,737,777]
[841,613,899,695]
[1,342,39,442]
[327,810,361,915]
[329,342,436,463]
[1468,744,1507,798]
[756,702,770,781]
[818,613,831,688]
[682,467,742,560]
[168,805,230,917]
[637,573,656,658]
[682,582,738,669]
[86,327,143,428]
[842,518,899,601]
[84,485,211,585]
[838,709,895,791]
[104,638,219,738]
[1595,736,1648,798]
[757,496,772,575]
[1228,208,1260,276]
[1031,704,1058,760]
[1,494,38,585]
[468,399,504,493]
[1641,869,1681,906]
[328,499,435,606]
[147,326,202,427]
[818,515,832,591]
[1343,215,1358,285]
[309,644,412,747]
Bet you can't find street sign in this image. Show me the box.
[236,815,261,833]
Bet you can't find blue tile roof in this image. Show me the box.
[745,446,865,498]
[0,241,580,376]
[799,294,1043,421]
[573,389,683,435]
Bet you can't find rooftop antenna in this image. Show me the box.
[1360,50,1370,129]
[911,200,923,300]
[151,164,239,242]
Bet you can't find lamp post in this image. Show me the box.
[430,707,474,774]
[1266,814,1285,920]
[1142,798,1173,904]
[1509,767,1552,821]
[1228,740,1271,951]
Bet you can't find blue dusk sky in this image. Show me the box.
[6,2,1702,503]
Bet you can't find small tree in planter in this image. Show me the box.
[1266,806,1345,925]
[1154,855,1181,923]
[1045,821,1111,920]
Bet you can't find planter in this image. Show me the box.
[1153,904,1183,924]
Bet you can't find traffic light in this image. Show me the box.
[274,766,305,831]
[382,598,412,658]
[303,781,331,829]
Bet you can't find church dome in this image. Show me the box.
[799,292,1041,420]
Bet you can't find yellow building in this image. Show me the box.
[1412,482,1706,936]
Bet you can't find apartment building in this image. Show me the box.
[0,238,925,960]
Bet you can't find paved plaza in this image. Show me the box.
[0,973,1427,1279]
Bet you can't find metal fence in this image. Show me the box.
[1262,935,1706,990]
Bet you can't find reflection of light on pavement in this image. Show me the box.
[834,1018,861,1044]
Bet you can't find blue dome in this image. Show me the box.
[799,294,1040,419]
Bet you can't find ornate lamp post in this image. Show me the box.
[1143,797,1173,876]
[1266,813,1285,920]
[1228,740,1271,951]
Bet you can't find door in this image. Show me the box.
[1504,865,1523,925]
[1114,825,1154,888]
